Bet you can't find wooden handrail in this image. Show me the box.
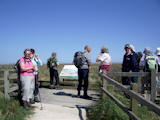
[100,70,160,118]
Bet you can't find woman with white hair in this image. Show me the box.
[96,46,112,73]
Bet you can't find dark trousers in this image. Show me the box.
[50,68,59,85]
[122,77,131,85]
[77,69,89,95]
[34,74,39,96]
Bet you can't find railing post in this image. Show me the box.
[130,83,138,118]
[151,69,157,102]
[4,70,10,100]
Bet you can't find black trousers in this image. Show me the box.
[77,69,89,95]
[50,68,59,85]
[34,74,39,96]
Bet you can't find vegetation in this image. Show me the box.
[0,64,160,120]
[0,92,33,120]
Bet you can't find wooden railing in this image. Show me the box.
[100,70,160,120]
[0,69,18,100]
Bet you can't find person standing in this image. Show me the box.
[30,49,43,102]
[47,52,61,89]
[96,46,112,73]
[122,44,133,85]
[77,45,91,99]
[19,49,35,109]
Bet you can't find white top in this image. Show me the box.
[32,57,43,75]
[98,53,111,65]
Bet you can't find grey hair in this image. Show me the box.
[101,46,109,53]
[24,48,31,54]
[52,52,56,56]
[84,45,89,50]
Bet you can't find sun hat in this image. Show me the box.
[155,47,160,56]
[129,44,135,52]
[143,47,152,56]
[124,44,130,49]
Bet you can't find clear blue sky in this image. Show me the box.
[0,0,160,64]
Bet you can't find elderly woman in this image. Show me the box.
[96,46,112,73]
[19,49,35,109]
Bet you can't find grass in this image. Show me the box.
[0,64,160,119]
[0,91,33,120]
[88,96,129,120]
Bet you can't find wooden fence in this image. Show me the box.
[0,69,18,100]
[100,70,160,120]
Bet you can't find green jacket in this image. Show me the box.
[47,57,58,69]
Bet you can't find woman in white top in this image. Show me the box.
[96,46,112,72]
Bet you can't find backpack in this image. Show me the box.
[47,57,57,68]
[136,52,143,64]
[73,51,86,68]
[145,56,157,71]
[14,58,26,73]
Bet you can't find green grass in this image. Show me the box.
[1,64,160,119]
[0,95,33,120]
[88,96,129,120]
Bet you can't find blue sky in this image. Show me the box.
[0,0,160,64]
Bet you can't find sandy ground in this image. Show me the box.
[27,88,99,120]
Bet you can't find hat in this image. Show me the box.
[155,47,160,56]
[130,44,135,52]
[143,47,152,56]
[124,44,130,49]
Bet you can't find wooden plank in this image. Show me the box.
[99,73,160,116]
[130,83,139,116]
[107,72,150,77]
[9,85,18,93]
[151,70,157,102]
[0,80,3,85]
[0,85,3,91]
[8,73,17,80]
[4,70,10,100]
[101,87,140,120]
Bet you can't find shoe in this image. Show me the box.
[27,101,32,107]
[34,97,40,102]
[124,92,130,99]
[83,95,92,99]
[55,85,63,90]
[30,99,35,104]
[49,85,55,89]
[23,101,29,109]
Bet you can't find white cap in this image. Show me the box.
[130,44,135,52]
[155,47,160,56]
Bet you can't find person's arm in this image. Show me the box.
[19,61,35,72]
[55,58,59,66]
[35,54,43,66]
[87,53,91,67]
[131,53,137,72]
[96,56,101,62]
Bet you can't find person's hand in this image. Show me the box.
[35,54,39,59]
[32,65,36,71]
